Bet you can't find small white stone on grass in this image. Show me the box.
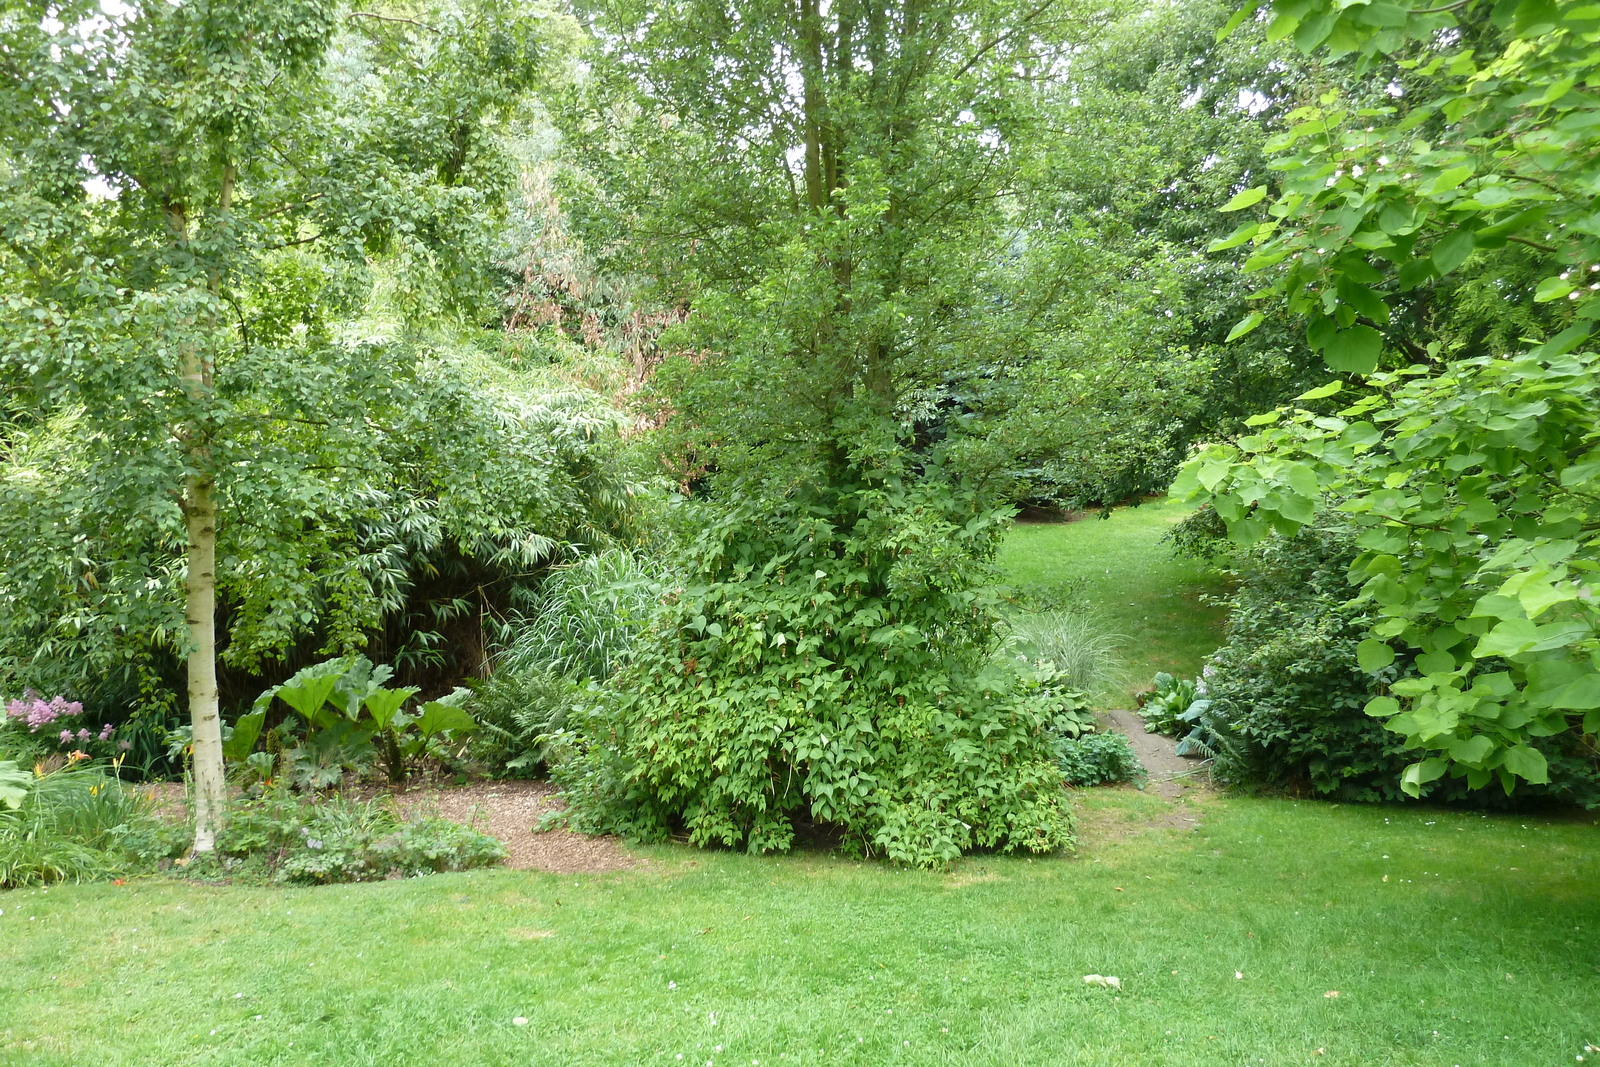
[1082,975,1121,990]
[513,1017,529,1027]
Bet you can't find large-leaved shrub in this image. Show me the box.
[1202,522,1600,807]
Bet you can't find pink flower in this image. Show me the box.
[98,723,114,741]
[6,691,84,732]
[60,729,74,743]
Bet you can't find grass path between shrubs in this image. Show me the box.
[997,497,1229,704]
[4,794,1598,1065]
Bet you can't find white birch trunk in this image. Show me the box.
[184,467,225,852]
[175,165,232,854]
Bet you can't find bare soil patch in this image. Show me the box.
[1099,708,1210,832]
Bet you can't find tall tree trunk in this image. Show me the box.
[183,465,224,852]
[170,164,232,853]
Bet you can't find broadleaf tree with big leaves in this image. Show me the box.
[0,0,571,850]
[1174,0,1600,796]
[547,0,1095,864]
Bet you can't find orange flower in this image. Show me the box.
[67,750,89,762]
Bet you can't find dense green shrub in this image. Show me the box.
[550,473,1074,868]
[1039,682,1098,741]
[1202,523,1600,806]
[469,548,664,778]
[1053,732,1145,788]
[1164,503,1229,561]
[493,549,666,682]
[1200,524,1427,800]
[466,668,588,778]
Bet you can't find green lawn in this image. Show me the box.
[4,794,1597,1065]
[7,496,1597,1066]
[997,497,1229,704]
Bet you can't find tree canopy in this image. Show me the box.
[0,0,591,847]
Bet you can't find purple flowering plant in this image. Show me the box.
[2,690,118,759]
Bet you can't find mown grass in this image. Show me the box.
[3,794,1597,1065]
[998,497,1228,704]
[7,495,1595,1065]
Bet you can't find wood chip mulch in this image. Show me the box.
[391,779,642,874]
[137,778,642,875]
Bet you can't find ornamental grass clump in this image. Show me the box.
[0,758,169,888]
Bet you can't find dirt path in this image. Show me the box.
[1101,709,1209,829]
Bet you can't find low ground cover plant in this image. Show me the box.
[215,789,506,885]
[0,758,507,890]
[1052,731,1144,787]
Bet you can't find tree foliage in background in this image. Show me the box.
[547,0,1084,861]
[954,0,1329,510]
[1180,0,1600,797]
[0,0,585,845]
